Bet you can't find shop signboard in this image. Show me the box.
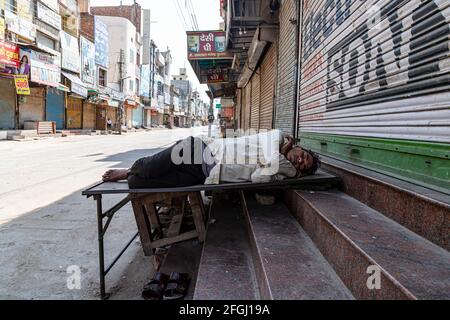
[37,1,62,30]
[0,40,20,67]
[0,18,4,40]
[94,17,109,68]
[5,11,36,41]
[80,36,95,85]
[30,49,61,86]
[17,0,33,22]
[40,0,59,12]
[186,31,233,60]
[60,30,80,73]
[14,74,30,94]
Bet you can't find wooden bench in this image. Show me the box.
[82,170,340,299]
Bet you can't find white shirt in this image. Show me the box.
[200,130,297,184]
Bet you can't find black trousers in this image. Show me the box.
[127,137,207,189]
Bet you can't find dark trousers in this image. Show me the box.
[128,137,206,189]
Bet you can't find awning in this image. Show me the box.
[62,71,88,98]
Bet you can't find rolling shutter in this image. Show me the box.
[298,0,450,143]
[82,102,96,130]
[66,96,83,129]
[244,83,252,131]
[46,88,65,129]
[260,45,277,130]
[236,88,242,129]
[19,87,45,128]
[250,69,261,130]
[0,78,16,129]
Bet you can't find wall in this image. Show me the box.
[297,0,450,193]
[274,0,298,135]
[98,16,138,95]
[90,3,142,31]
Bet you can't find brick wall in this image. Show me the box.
[274,0,298,135]
[90,3,142,31]
[79,13,95,42]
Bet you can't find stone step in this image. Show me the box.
[287,190,450,300]
[241,192,354,300]
[193,193,260,300]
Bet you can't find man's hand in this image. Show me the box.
[280,135,294,156]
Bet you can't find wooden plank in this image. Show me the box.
[189,192,207,243]
[151,230,199,249]
[131,199,153,256]
[167,214,184,237]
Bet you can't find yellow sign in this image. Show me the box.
[0,18,4,41]
[14,75,30,95]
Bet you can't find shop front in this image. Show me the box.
[0,77,17,129]
[82,102,96,130]
[62,72,88,130]
[46,87,65,129]
[18,87,46,128]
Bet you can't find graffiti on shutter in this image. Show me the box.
[250,69,261,130]
[260,45,276,130]
[298,0,450,142]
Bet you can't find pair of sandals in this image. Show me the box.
[142,272,190,300]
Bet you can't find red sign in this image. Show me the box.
[187,31,233,60]
[0,40,20,67]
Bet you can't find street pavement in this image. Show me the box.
[0,126,212,300]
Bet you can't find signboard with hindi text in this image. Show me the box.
[14,75,30,94]
[187,31,233,60]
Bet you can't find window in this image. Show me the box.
[130,49,134,63]
[136,78,140,94]
[98,68,107,87]
[129,79,134,92]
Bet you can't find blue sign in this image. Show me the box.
[140,64,150,98]
[95,17,109,68]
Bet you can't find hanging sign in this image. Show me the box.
[14,74,30,94]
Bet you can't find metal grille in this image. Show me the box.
[250,69,261,130]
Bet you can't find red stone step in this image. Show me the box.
[241,192,354,300]
[286,190,450,300]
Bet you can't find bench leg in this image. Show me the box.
[95,195,109,300]
[131,198,154,256]
[189,192,207,242]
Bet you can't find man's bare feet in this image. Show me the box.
[102,169,129,182]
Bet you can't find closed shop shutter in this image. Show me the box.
[106,106,117,124]
[298,0,450,143]
[66,97,83,129]
[132,105,143,127]
[126,107,133,128]
[275,0,298,134]
[82,102,96,130]
[0,78,16,129]
[260,45,277,130]
[236,89,242,130]
[19,87,45,128]
[244,83,252,131]
[46,88,65,129]
[298,0,450,191]
[250,69,261,130]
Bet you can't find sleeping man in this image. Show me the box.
[102,130,320,188]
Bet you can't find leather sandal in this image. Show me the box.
[163,272,190,300]
[142,272,169,300]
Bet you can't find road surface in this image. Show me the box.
[0,126,212,299]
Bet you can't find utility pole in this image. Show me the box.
[118,49,125,135]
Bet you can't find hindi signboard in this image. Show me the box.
[60,30,80,73]
[187,31,233,60]
[37,1,62,30]
[14,74,30,94]
[95,17,109,68]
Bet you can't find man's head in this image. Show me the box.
[286,146,321,176]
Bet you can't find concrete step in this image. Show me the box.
[287,190,450,300]
[193,193,260,300]
[241,192,354,300]
[320,156,449,250]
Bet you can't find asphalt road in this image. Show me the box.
[0,126,212,299]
